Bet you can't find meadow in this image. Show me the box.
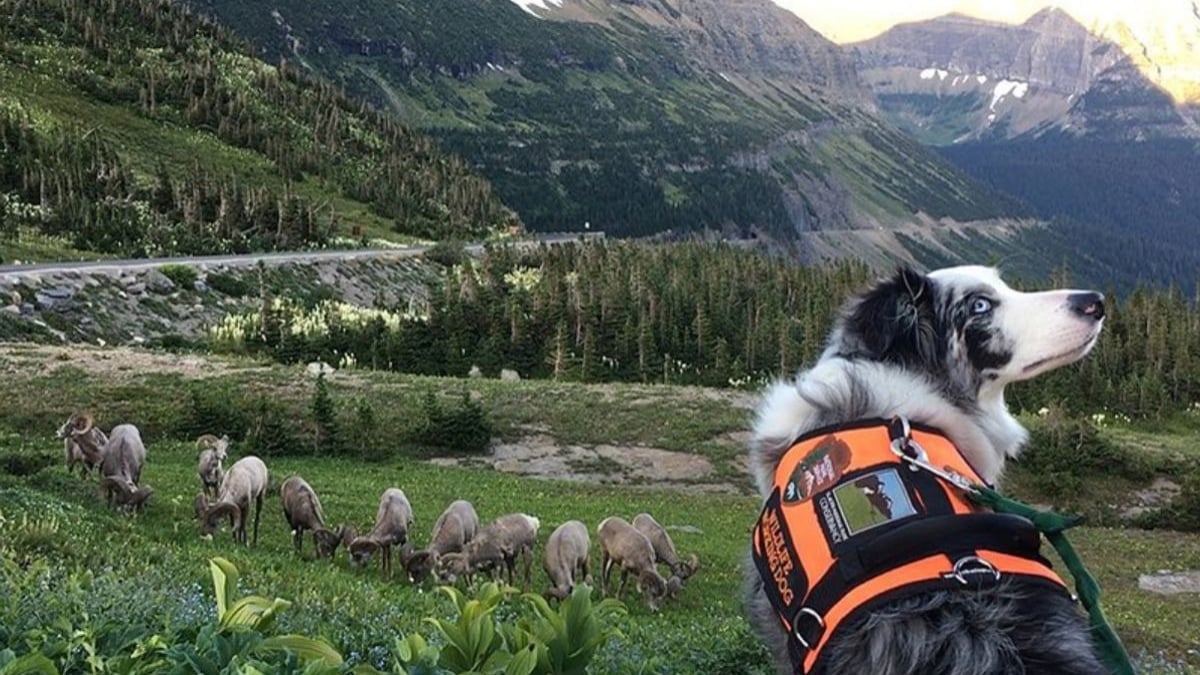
[1,344,1199,673]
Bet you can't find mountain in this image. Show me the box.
[182,0,1027,249]
[0,0,516,260]
[848,7,1200,291]
[851,8,1198,143]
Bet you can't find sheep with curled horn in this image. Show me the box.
[543,520,591,601]
[406,499,479,584]
[195,455,268,546]
[632,513,699,586]
[597,516,680,612]
[279,475,352,559]
[56,412,109,479]
[435,513,539,590]
[348,488,413,579]
[196,434,229,499]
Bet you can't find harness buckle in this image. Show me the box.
[942,555,1001,585]
[791,607,825,650]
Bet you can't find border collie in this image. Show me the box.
[746,266,1107,675]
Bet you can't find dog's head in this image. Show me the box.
[831,265,1104,402]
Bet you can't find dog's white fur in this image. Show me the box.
[747,265,1106,675]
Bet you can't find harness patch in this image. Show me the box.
[783,435,852,503]
[832,468,917,537]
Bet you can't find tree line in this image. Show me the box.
[213,241,1200,419]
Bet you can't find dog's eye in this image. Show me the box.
[969,297,993,315]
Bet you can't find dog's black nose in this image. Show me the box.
[1068,292,1105,320]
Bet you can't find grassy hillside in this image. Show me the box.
[0,0,516,261]
[185,0,1025,239]
[0,345,1198,672]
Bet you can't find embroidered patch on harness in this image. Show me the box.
[829,468,917,538]
[783,435,852,503]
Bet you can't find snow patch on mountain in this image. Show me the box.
[509,0,563,17]
[990,79,1028,110]
[920,67,949,80]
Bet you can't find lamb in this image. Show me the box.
[195,455,268,546]
[543,520,591,601]
[632,513,699,584]
[597,516,680,612]
[196,434,230,499]
[280,475,352,559]
[56,413,108,478]
[348,488,413,579]
[436,513,540,590]
[406,499,480,584]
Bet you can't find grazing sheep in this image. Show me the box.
[348,488,413,579]
[436,513,540,590]
[543,520,591,600]
[196,434,229,499]
[280,475,352,559]
[597,516,680,612]
[407,499,480,584]
[196,456,269,546]
[99,476,154,511]
[56,413,108,478]
[78,421,149,512]
[632,513,699,584]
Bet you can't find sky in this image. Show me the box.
[772,0,1171,43]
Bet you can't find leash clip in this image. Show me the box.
[888,416,977,492]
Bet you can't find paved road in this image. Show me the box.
[0,232,600,276]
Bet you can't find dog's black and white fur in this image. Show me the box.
[746,266,1109,675]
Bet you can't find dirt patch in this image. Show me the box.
[431,434,742,494]
[1121,477,1182,520]
[0,343,266,379]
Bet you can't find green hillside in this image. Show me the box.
[0,0,517,260]
[186,0,1026,238]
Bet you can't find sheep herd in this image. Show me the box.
[54,413,701,610]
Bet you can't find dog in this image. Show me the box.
[746,266,1108,675]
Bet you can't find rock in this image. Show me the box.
[1,304,19,316]
[500,368,521,382]
[125,283,146,295]
[306,361,335,377]
[468,365,483,379]
[1138,570,1200,595]
[20,303,34,317]
[193,280,208,292]
[144,269,176,294]
[7,290,20,306]
[35,286,75,310]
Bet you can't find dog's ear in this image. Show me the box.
[841,267,940,367]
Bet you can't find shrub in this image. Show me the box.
[424,240,466,268]
[158,264,198,289]
[1019,407,1152,497]
[410,391,493,455]
[1135,469,1200,532]
[244,396,306,457]
[175,383,251,442]
[311,373,346,456]
[0,451,53,477]
[349,398,388,462]
[205,271,251,297]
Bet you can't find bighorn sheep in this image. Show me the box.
[196,434,229,499]
[406,499,480,584]
[195,456,268,546]
[280,475,352,559]
[436,513,540,590]
[349,488,413,579]
[597,516,680,612]
[632,513,699,583]
[83,420,150,512]
[56,413,108,478]
[543,520,591,601]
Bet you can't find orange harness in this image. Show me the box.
[751,418,1069,674]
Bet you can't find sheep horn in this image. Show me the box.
[73,413,94,435]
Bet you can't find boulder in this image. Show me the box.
[1138,570,1200,595]
[35,286,75,310]
[306,361,335,377]
[468,365,483,379]
[144,269,176,294]
[125,282,146,295]
[500,368,521,382]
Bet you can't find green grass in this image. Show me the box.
[0,347,1198,672]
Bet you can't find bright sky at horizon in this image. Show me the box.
[772,0,1172,43]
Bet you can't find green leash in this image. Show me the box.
[968,486,1136,675]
